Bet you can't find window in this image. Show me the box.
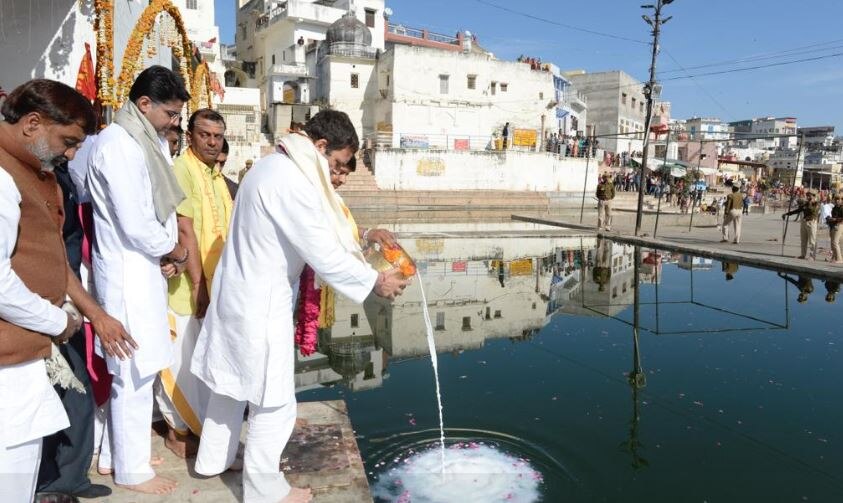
[500,83,508,92]
[186,0,197,9]
[240,25,247,40]
[435,312,445,330]
[245,114,256,124]
[494,310,502,319]
[467,75,477,90]
[462,316,472,331]
[365,8,376,28]
[622,92,627,104]
[271,54,275,65]
[640,102,644,113]
[351,73,359,88]
[491,81,497,95]
[350,314,359,328]
[439,74,449,94]
[631,97,636,109]
[539,92,543,100]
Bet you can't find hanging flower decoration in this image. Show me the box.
[94,0,115,107]
[191,61,214,111]
[114,0,194,110]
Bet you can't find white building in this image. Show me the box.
[684,117,729,142]
[233,0,386,138]
[566,70,648,155]
[370,43,558,148]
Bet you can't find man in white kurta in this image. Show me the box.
[191,112,407,503]
[86,65,191,494]
[0,167,70,503]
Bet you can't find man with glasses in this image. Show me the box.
[156,108,231,459]
[827,194,843,263]
[87,66,191,495]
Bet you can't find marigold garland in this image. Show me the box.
[191,61,214,111]
[94,0,115,106]
[114,0,194,109]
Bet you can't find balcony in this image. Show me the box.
[269,63,312,78]
[324,42,377,59]
[255,0,344,32]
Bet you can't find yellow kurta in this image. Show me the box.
[168,148,233,315]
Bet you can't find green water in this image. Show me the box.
[297,236,843,502]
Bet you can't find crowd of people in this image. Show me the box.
[0,66,411,503]
[544,131,597,158]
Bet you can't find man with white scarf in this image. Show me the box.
[191,110,409,502]
[87,66,191,495]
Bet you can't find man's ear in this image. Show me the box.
[313,138,328,154]
[19,111,43,137]
[136,96,153,114]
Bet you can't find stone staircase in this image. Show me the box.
[341,163,379,191]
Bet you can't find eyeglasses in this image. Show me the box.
[154,102,182,120]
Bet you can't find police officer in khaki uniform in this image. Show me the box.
[782,191,820,259]
[826,194,843,263]
[721,186,744,243]
[596,173,615,231]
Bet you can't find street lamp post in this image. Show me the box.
[635,0,674,236]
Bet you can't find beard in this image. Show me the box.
[26,136,66,173]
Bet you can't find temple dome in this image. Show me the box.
[325,11,372,46]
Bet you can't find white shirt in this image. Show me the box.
[0,167,69,448]
[191,153,378,407]
[87,123,177,378]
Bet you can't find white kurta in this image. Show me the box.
[191,153,378,407]
[0,167,69,449]
[87,124,177,378]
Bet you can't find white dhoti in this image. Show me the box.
[0,438,42,503]
[196,389,297,503]
[108,365,157,486]
[155,310,209,435]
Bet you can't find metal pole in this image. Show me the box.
[688,141,703,231]
[579,143,591,223]
[635,0,667,236]
[781,133,805,256]
[653,127,671,238]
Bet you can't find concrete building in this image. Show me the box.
[566,70,647,155]
[370,43,558,149]
[684,117,729,142]
[233,0,386,138]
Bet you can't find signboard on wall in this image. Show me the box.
[401,135,430,149]
[453,138,470,151]
[513,129,537,147]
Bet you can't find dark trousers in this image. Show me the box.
[37,332,95,494]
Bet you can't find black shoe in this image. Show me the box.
[34,493,79,503]
[73,484,112,499]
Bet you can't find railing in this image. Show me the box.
[386,23,459,45]
[325,42,377,59]
[269,63,310,77]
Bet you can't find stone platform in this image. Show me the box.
[91,400,372,503]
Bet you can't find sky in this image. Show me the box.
[214,0,843,131]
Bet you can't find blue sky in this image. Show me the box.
[214,0,843,131]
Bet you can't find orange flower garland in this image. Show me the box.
[94,0,115,107]
[114,0,194,108]
[191,61,214,111]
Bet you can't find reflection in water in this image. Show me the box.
[295,236,598,391]
[294,231,843,502]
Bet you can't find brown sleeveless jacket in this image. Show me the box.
[0,128,68,365]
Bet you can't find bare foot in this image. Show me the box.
[117,474,178,495]
[280,487,312,503]
[98,456,164,475]
[165,428,198,459]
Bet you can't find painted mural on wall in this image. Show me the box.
[416,158,446,176]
